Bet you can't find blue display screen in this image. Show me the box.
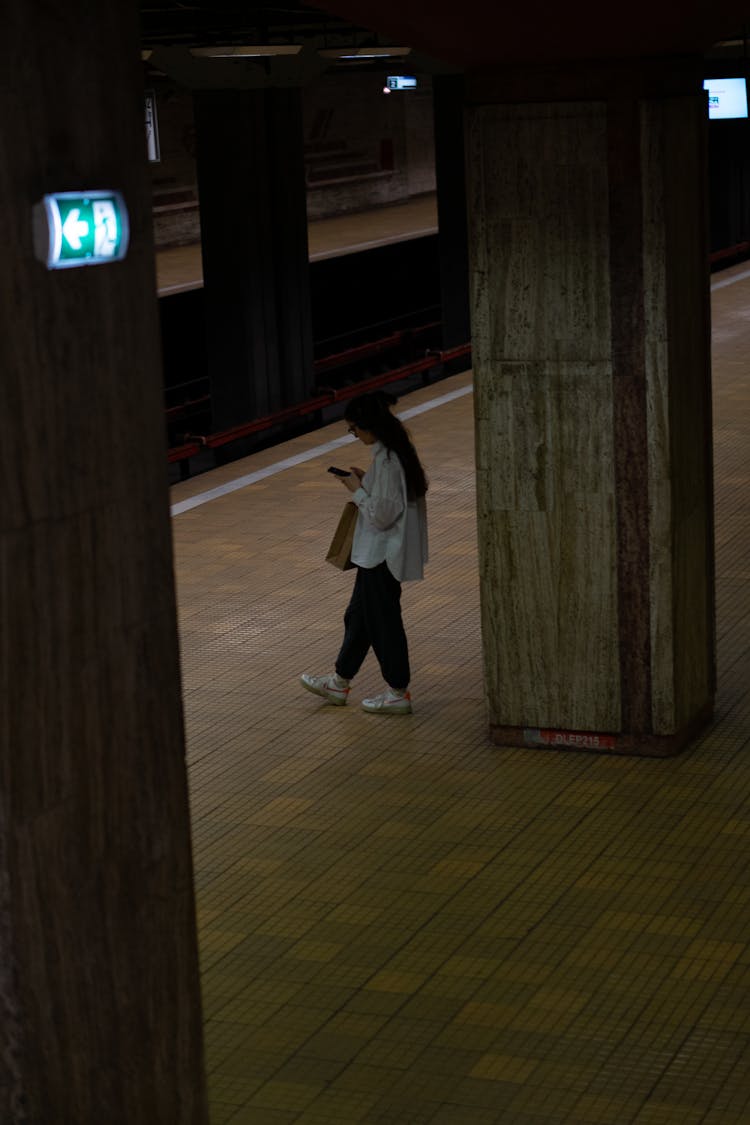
[704,77,749,119]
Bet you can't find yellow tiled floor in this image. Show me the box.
[171,266,750,1124]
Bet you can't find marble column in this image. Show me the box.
[0,0,208,1120]
[466,63,715,755]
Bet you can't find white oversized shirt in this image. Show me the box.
[350,441,428,582]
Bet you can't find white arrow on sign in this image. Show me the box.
[61,208,90,250]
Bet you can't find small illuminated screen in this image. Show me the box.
[386,75,417,91]
[703,77,748,119]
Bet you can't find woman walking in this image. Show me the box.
[301,391,428,714]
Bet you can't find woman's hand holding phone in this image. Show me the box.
[327,465,363,493]
[340,469,361,493]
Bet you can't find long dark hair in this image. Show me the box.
[345,391,428,499]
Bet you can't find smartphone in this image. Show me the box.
[327,466,351,477]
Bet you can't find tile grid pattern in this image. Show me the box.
[172,270,750,1124]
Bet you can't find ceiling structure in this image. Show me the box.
[140,0,750,70]
[140,0,402,55]
[305,0,750,67]
[140,0,446,88]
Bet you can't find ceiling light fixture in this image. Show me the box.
[318,46,411,59]
[190,44,303,58]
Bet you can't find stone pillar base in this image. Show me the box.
[490,700,714,758]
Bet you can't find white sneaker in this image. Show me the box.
[300,673,350,706]
[361,689,412,715]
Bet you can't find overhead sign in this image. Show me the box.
[386,75,417,91]
[703,77,748,120]
[33,190,129,270]
[145,91,161,162]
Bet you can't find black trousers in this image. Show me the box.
[335,563,410,690]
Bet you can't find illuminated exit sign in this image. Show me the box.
[33,190,129,270]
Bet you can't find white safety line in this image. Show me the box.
[711,266,750,291]
[157,280,204,297]
[310,227,438,262]
[397,383,474,421]
[170,382,474,516]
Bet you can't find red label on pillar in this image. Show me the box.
[525,728,617,751]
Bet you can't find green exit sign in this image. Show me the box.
[33,190,129,270]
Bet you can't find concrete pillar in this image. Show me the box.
[466,63,715,755]
[433,75,472,350]
[0,0,208,1120]
[194,87,313,432]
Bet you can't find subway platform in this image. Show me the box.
[169,263,750,1124]
[156,193,439,296]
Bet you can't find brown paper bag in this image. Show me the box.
[325,501,357,570]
